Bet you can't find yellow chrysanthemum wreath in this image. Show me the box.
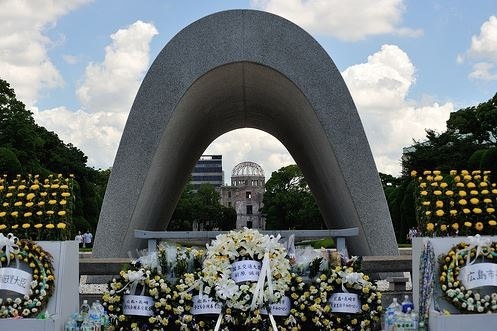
[0,234,55,318]
[439,238,497,313]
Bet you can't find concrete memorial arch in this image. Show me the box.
[93,9,398,259]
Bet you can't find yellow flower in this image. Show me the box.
[440,224,448,232]
[410,170,417,177]
[463,208,471,214]
[419,182,427,188]
[467,182,476,188]
[46,210,54,215]
[464,175,472,181]
[34,223,43,229]
[452,223,459,231]
[484,198,493,204]
[436,209,445,217]
[22,223,30,229]
[423,170,432,175]
[481,189,489,195]
[454,175,461,182]
[36,211,43,216]
[426,223,435,231]
[464,221,472,228]
[14,201,22,206]
[46,224,55,229]
[427,175,434,181]
[450,170,457,175]
[470,190,479,195]
[425,211,432,216]
[431,182,439,187]
[489,220,497,226]
[458,199,467,205]
[25,202,34,207]
[50,184,60,189]
[11,211,18,217]
[433,170,441,175]
[420,190,428,196]
[475,222,484,231]
[434,175,443,181]
[446,190,454,196]
[456,182,465,187]
[24,212,32,217]
[480,182,488,187]
[61,192,71,197]
[57,222,66,229]
[59,199,67,205]
[26,193,36,200]
[434,190,442,196]
[40,192,47,197]
[30,184,39,190]
[450,210,457,216]
[487,208,495,214]
[470,198,479,205]
[422,201,430,206]
[12,224,19,229]
[58,210,66,216]
[436,200,444,208]
[0,212,5,217]
[48,199,57,205]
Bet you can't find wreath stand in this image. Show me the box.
[0,240,79,330]
[412,237,497,330]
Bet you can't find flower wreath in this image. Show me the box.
[202,228,291,330]
[439,236,497,313]
[102,260,174,330]
[299,265,382,331]
[0,234,55,318]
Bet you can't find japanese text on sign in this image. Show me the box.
[191,295,222,315]
[231,260,262,283]
[260,296,291,316]
[459,263,497,290]
[328,293,361,314]
[122,295,154,316]
[0,267,33,296]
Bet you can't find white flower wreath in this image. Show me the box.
[202,228,291,312]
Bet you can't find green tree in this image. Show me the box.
[168,183,236,231]
[262,164,324,230]
[0,78,107,237]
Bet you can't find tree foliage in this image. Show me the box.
[168,183,236,231]
[261,164,324,230]
[389,92,497,243]
[0,78,108,235]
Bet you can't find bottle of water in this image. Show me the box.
[80,299,90,320]
[64,317,77,331]
[401,294,414,313]
[89,301,102,331]
[385,297,401,331]
[94,299,108,329]
[411,308,419,330]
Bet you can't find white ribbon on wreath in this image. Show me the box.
[117,268,147,296]
[456,234,492,266]
[0,233,20,268]
[338,270,368,293]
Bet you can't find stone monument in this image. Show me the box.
[93,10,398,259]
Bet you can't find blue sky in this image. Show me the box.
[1,0,496,179]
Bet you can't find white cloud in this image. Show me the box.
[465,16,497,81]
[34,20,158,169]
[76,20,158,113]
[342,45,453,175]
[251,0,421,41]
[0,0,91,107]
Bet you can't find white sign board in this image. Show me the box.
[191,295,222,315]
[328,292,361,314]
[0,267,33,296]
[231,260,261,283]
[123,295,154,316]
[459,263,497,290]
[260,296,291,316]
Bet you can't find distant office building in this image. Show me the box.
[220,161,266,229]
[191,155,224,189]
